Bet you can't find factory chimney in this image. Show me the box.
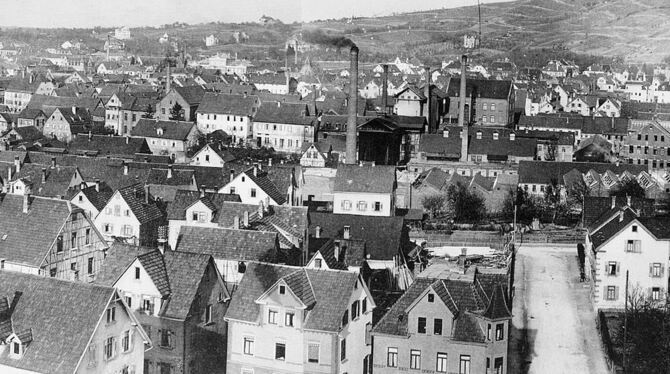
[345,45,359,165]
[424,66,431,133]
[166,63,171,93]
[382,64,389,114]
[459,55,469,163]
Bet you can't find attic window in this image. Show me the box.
[476,131,482,140]
[157,128,164,136]
[493,132,499,140]
[428,294,434,302]
[279,285,286,295]
[632,225,638,232]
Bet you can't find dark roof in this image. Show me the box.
[590,209,637,250]
[131,119,195,141]
[116,183,165,224]
[333,164,396,193]
[17,108,46,120]
[308,212,407,263]
[518,161,647,185]
[146,168,195,187]
[0,271,118,374]
[418,133,462,158]
[175,226,278,262]
[94,243,155,286]
[636,217,670,240]
[519,114,628,134]
[480,284,512,320]
[78,182,114,211]
[161,250,216,319]
[197,92,258,116]
[243,167,287,205]
[68,134,150,157]
[173,85,206,105]
[11,163,79,198]
[166,190,242,220]
[446,78,512,100]
[254,103,315,126]
[584,195,655,227]
[225,262,358,332]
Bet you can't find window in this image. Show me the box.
[362,298,367,313]
[436,352,448,373]
[122,330,131,352]
[85,228,90,245]
[88,257,94,274]
[606,285,617,300]
[315,259,322,268]
[122,225,133,236]
[410,349,421,369]
[652,263,663,277]
[626,240,641,252]
[106,307,116,323]
[279,285,286,294]
[351,300,360,320]
[495,323,504,340]
[459,355,471,374]
[135,267,140,279]
[487,323,492,340]
[494,357,504,374]
[308,343,320,363]
[632,225,638,232]
[428,293,434,302]
[250,188,257,198]
[142,299,155,315]
[491,103,496,111]
[159,329,173,348]
[243,337,254,355]
[607,262,617,276]
[418,317,426,334]
[490,115,495,123]
[652,287,661,301]
[434,318,443,335]
[124,209,130,217]
[125,296,132,308]
[104,224,112,233]
[268,309,278,324]
[285,312,294,326]
[483,103,488,110]
[340,338,346,361]
[205,304,212,324]
[342,200,352,211]
[104,337,115,360]
[387,347,398,367]
[357,201,368,211]
[374,202,382,211]
[275,342,286,360]
[56,235,63,252]
[230,187,236,194]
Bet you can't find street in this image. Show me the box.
[508,244,609,374]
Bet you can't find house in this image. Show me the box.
[67,133,151,159]
[1,126,48,148]
[224,262,375,374]
[445,78,514,126]
[596,98,621,118]
[0,194,108,280]
[96,245,230,374]
[70,180,114,219]
[4,76,56,112]
[156,85,207,122]
[299,142,332,168]
[6,159,83,198]
[42,106,93,143]
[189,142,236,168]
[252,102,316,153]
[16,108,47,130]
[623,120,670,170]
[205,34,219,47]
[196,93,260,143]
[219,164,291,206]
[0,271,150,373]
[131,119,200,163]
[115,26,132,40]
[587,208,670,310]
[333,163,396,217]
[175,226,279,286]
[371,270,511,374]
[394,86,426,117]
[251,73,290,95]
[94,184,165,247]
[105,92,160,136]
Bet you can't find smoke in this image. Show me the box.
[301,29,356,49]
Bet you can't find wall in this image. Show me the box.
[95,192,141,245]
[219,172,281,206]
[43,110,73,142]
[252,122,313,154]
[339,277,374,374]
[333,192,393,217]
[394,92,423,117]
[197,112,252,143]
[189,146,226,168]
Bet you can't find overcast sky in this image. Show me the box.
[0,0,513,28]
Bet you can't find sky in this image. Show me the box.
[0,0,514,28]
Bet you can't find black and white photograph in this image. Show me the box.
[0,0,668,373]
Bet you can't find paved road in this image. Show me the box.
[508,244,609,374]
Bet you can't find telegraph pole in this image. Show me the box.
[623,270,629,371]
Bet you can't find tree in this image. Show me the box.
[169,102,185,121]
[543,178,568,223]
[422,194,446,219]
[141,103,154,119]
[613,179,646,199]
[445,182,486,223]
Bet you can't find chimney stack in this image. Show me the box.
[51,157,56,169]
[345,45,359,165]
[229,169,235,183]
[258,201,264,219]
[22,193,30,214]
[41,168,47,183]
[166,63,171,93]
[95,179,100,192]
[315,225,321,239]
[123,162,129,176]
[343,225,351,240]
[14,155,20,173]
[7,166,12,182]
[144,185,150,205]
[611,195,616,209]
[243,210,249,227]
[424,66,431,132]
[459,55,469,163]
[167,165,173,179]
[88,130,92,141]
[253,164,258,177]
[312,84,318,117]
[233,215,240,229]
[382,64,389,114]
[200,185,206,198]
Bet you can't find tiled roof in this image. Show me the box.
[0,195,72,267]
[243,167,287,205]
[418,133,462,158]
[11,163,78,198]
[161,250,215,319]
[518,161,647,185]
[254,103,315,126]
[308,212,407,263]
[636,217,670,240]
[333,164,396,194]
[166,190,241,220]
[282,269,316,307]
[197,92,258,116]
[225,262,357,332]
[480,284,511,320]
[17,108,46,120]
[138,250,171,297]
[175,226,278,262]
[589,209,637,251]
[116,183,165,224]
[131,119,195,141]
[78,182,114,211]
[0,271,117,374]
[173,85,206,105]
[68,134,150,157]
[146,168,195,187]
[584,195,654,228]
[446,78,512,100]
[95,243,155,286]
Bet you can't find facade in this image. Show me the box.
[115,26,132,40]
[219,165,288,206]
[225,262,375,374]
[445,78,514,126]
[394,86,426,117]
[332,164,397,217]
[189,143,236,168]
[196,93,260,143]
[624,120,670,170]
[42,106,92,143]
[0,194,108,281]
[105,92,159,136]
[252,103,316,153]
[0,271,150,374]
[300,143,331,168]
[156,86,206,122]
[372,272,511,374]
[131,119,200,163]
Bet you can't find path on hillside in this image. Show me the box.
[507,244,609,374]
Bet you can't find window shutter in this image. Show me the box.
[113,339,118,357]
[616,262,620,275]
[650,263,654,277]
[614,286,619,300]
[662,265,665,277]
[168,330,174,349]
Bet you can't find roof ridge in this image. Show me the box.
[440,280,459,314]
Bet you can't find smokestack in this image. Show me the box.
[243,210,249,227]
[382,64,389,114]
[424,66,431,132]
[166,63,171,93]
[312,84,317,117]
[14,155,20,173]
[51,157,56,169]
[230,169,235,183]
[345,45,359,165]
[95,179,100,192]
[144,185,150,205]
[459,55,469,163]
[23,193,30,214]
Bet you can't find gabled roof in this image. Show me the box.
[94,243,155,286]
[175,226,278,262]
[446,78,512,100]
[11,163,78,198]
[146,168,195,187]
[161,250,218,319]
[589,209,638,250]
[68,134,150,157]
[197,92,258,116]
[115,183,164,224]
[132,119,196,141]
[333,164,396,194]
[0,271,118,374]
[173,85,206,105]
[254,103,315,126]
[242,167,287,205]
[77,182,114,211]
[166,190,241,220]
[518,161,647,185]
[226,262,358,332]
[138,250,171,297]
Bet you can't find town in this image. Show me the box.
[0,1,669,374]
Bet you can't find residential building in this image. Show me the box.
[252,102,316,153]
[332,163,396,217]
[371,270,511,374]
[225,262,375,374]
[115,26,132,40]
[189,142,236,168]
[0,194,108,280]
[0,271,150,373]
[156,85,207,122]
[219,165,292,206]
[96,245,230,374]
[42,106,93,143]
[205,34,219,47]
[445,78,514,126]
[299,142,332,168]
[95,184,165,247]
[251,74,289,95]
[624,120,670,170]
[196,93,260,143]
[105,92,160,136]
[131,119,200,163]
[70,180,114,219]
[16,108,47,130]
[6,159,83,198]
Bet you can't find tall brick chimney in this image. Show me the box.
[345,45,359,165]
[382,64,389,114]
[424,66,431,133]
[459,55,469,163]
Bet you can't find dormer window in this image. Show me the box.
[12,341,20,356]
[493,132,499,140]
[157,128,164,136]
[428,294,434,302]
[476,131,482,140]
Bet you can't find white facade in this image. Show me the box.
[115,258,164,316]
[333,192,394,217]
[252,121,314,154]
[394,90,423,117]
[219,171,283,206]
[95,191,141,244]
[197,112,253,143]
[189,144,228,168]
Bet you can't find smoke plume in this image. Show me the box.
[301,29,356,49]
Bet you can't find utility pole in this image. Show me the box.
[623,270,629,371]
[477,0,482,49]
[513,204,517,244]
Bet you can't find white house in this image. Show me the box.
[332,164,396,217]
[196,92,260,144]
[219,165,288,206]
